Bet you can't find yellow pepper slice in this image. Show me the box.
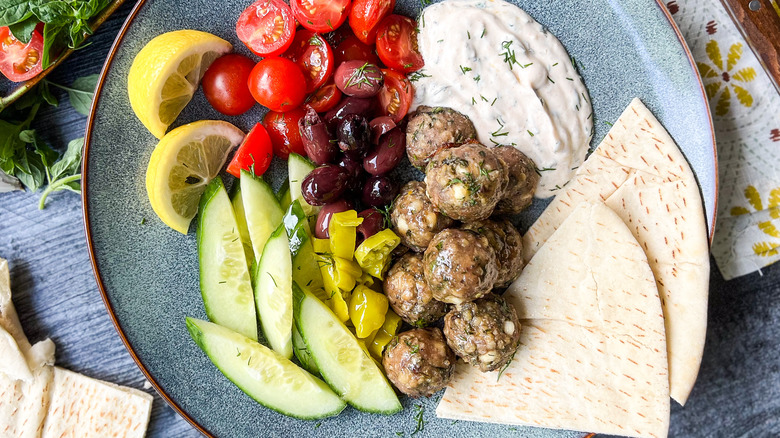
[368,309,402,360]
[354,229,401,279]
[358,270,375,287]
[329,211,363,260]
[333,257,362,291]
[312,237,330,254]
[316,254,350,322]
[348,285,389,338]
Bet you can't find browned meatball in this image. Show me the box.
[443,294,521,372]
[384,253,448,327]
[390,181,454,252]
[423,229,498,304]
[491,145,539,215]
[461,219,524,288]
[382,328,456,397]
[405,106,477,169]
[424,143,508,222]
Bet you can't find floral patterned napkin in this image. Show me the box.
[667,0,780,280]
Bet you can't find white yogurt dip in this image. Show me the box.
[412,0,593,197]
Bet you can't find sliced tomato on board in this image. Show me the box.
[291,0,352,33]
[227,123,274,178]
[334,34,381,66]
[377,68,412,123]
[282,30,334,93]
[236,0,296,57]
[349,0,395,45]
[375,15,423,74]
[305,82,342,113]
[0,25,44,82]
[262,106,308,159]
[248,57,308,112]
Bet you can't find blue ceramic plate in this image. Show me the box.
[84,0,716,437]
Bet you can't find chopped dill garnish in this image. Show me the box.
[471,97,477,105]
[547,76,555,83]
[491,118,509,137]
[473,75,481,82]
[268,273,278,288]
[491,97,497,106]
[481,28,486,38]
[605,121,614,127]
[412,404,426,435]
[459,65,472,74]
[527,130,534,137]
[467,30,471,39]
[566,77,574,81]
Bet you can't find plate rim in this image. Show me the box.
[81,0,718,436]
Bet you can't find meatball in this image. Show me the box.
[382,328,456,397]
[424,143,508,222]
[491,145,539,215]
[423,228,498,304]
[405,106,477,169]
[461,219,524,288]
[390,181,454,252]
[443,294,521,372]
[384,253,448,327]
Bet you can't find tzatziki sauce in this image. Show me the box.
[412,0,593,197]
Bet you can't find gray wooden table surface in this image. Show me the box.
[0,2,778,437]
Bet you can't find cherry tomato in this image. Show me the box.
[263,107,307,159]
[377,69,412,123]
[201,54,256,116]
[248,57,307,112]
[291,0,352,33]
[0,25,44,82]
[227,123,274,178]
[236,0,296,57]
[375,15,423,73]
[334,35,381,66]
[306,82,342,113]
[324,23,355,47]
[349,0,395,44]
[282,30,334,93]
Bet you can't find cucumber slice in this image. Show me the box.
[287,153,319,221]
[198,177,257,341]
[277,180,292,211]
[229,185,255,268]
[253,225,293,358]
[240,170,284,262]
[186,317,345,419]
[293,285,401,414]
[283,201,325,293]
[292,324,319,376]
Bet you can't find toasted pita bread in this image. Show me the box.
[437,202,670,438]
[522,98,709,404]
[0,366,53,438]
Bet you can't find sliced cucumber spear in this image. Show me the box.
[228,184,254,268]
[287,153,319,227]
[292,324,319,376]
[186,317,345,419]
[197,177,257,341]
[293,284,402,414]
[240,170,284,263]
[283,201,324,293]
[252,225,293,359]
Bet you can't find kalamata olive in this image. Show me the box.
[356,208,386,244]
[324,97,374,132]
[315,199,355,239]
[363,127,406,176]
[334,61,384,98]
[301,165,349,206]
[338,114,371,157]
[299,107,338,165]
[369,116,396,144]
[362,175,398,207]
[337,154,366,194]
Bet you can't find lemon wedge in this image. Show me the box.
[146,120,245,234]
[128,30,232,138]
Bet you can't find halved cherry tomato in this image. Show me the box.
[227,123,274,178]
[349,0,395,44]
[377,69,412,123]
[291,0,352,33]
[282,30,334,93]
[375,15,423,74]
[248,57,307,112]
[202,54,256,116]
[263,107,307,159]
[306,82,342,113]
[236,0,296,57]
[334,34,381,66]
[0,25,44,82]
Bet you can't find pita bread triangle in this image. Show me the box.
[437,202,670,438]
[522,98,709,404]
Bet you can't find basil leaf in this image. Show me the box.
[41,22,64,69]
[14,152,45,192]
[49,137,83,181]
[0,0,31,27]
[40,81,59,107]
[8,15,37,43]
[64,74,98,116]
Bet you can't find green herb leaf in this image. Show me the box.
[0,0,31,27]
[8,15,37,42]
